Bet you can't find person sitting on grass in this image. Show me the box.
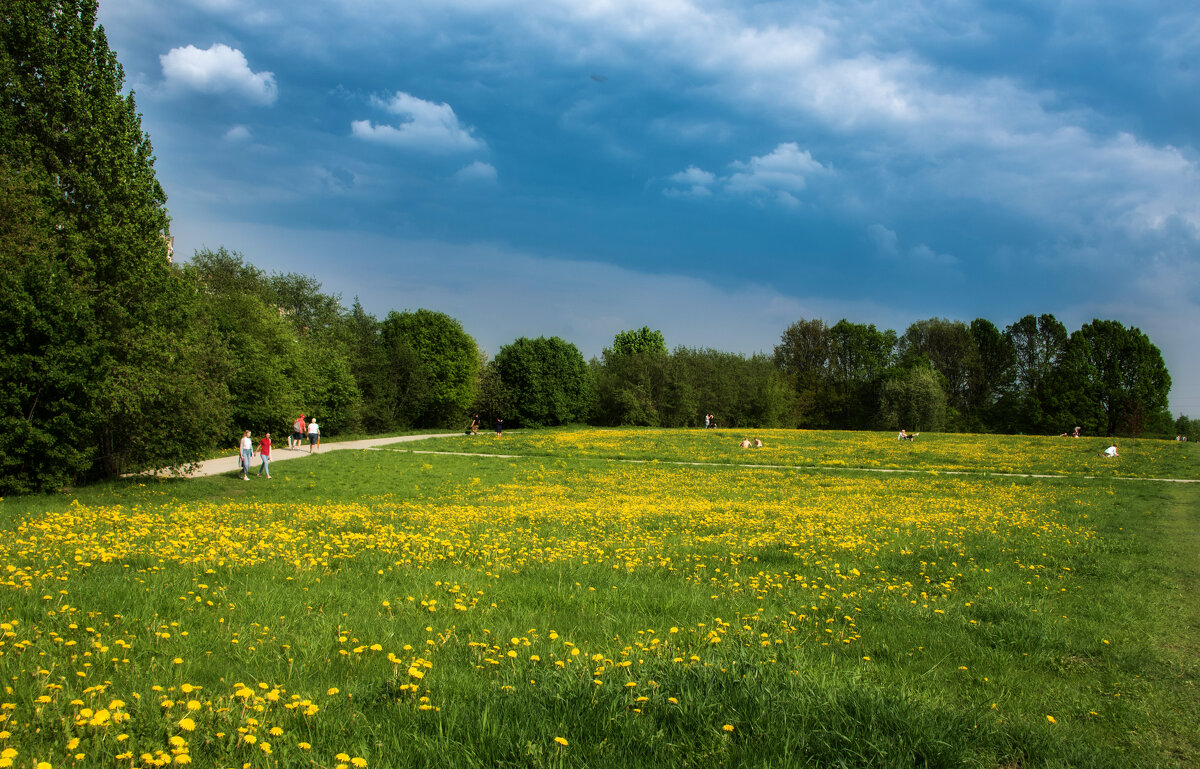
[753,438,763,448]
[1104,443,1119,458]
[898,429,917,441]
[740,438,751,449]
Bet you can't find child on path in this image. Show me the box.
[257,432,272,478]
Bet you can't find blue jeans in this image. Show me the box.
[241,449,252,474]
[258,454,270,476]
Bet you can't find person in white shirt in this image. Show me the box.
[239,430,253,480]
[1104,443,1119,458]
[308,418,320,453]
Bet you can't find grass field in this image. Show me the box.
[1,429,1197,768]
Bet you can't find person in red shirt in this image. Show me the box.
[291,414,306,450]
[256,432,272,478]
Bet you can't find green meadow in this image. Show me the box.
[0,430,1197,768]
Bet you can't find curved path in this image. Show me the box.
[180,433,462,478]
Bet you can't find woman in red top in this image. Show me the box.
[257,433,272,478]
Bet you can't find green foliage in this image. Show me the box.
[1,0,227,487]
[877,366,948,432]
[1053,319,1172,437]
[611,326,667,357]
[492,336,594,427]
[381,309,479,427]
[1006,314,1069,433]
[897,318,979,424]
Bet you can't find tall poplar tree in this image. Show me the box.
[1,0,226,491]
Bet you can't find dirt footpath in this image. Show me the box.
[179,433,463,478]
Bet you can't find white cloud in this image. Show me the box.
[223,124,252,142]
[725,143,827,198]
[159,43,277,104]
[454,161,498,184]
[351,92,483,153]
[665,143,829,204]
[665,165,716,197]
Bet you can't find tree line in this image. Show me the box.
[0,1,1183,494]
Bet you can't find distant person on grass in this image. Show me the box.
[1059,426,1081,438]
[753,438,763,448]
[256,432,272,478]
[308,417,320,452]
[1104,443,1119,458]
[291,414,306,449]
[495,417,504,438]
[239,430,253,481]
[898,429,917,441]
[740,438,751,449]
[469,414,480,435]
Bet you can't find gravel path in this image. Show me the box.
[180,433,463,478]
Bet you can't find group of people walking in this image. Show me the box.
[238,413,320,480]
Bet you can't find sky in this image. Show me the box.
[96,0,1200,416]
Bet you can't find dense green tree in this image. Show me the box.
[611,326,668,357]
[185,248,299,440]
[594,328,671,426]
[774,318,834,426]
[828,320,897,428]
[0,171,97,491]
[1,0,227,487]
[967,318,1016,430]
[342,299,393,432]
[1052,320,1171,436]
[877,366,947,432]
[380,309,479,427]
[268,272,344,338]
[1005,314,1068,432]
[898,318,979,425]
[493,337,594,427]
[662,348,793,429]
[593,351,667,426]
[472,350,513,429]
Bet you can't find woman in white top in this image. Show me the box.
[308,418,320,452]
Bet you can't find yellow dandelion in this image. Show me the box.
[554,737,569,747]
[722,724,735,732]
[178,717,196,731]
[1046,715,1057,724]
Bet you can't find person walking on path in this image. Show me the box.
[239,430,253,481]
[308,417,321,452]
[291,414,306,450]
[256,432,272,478]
